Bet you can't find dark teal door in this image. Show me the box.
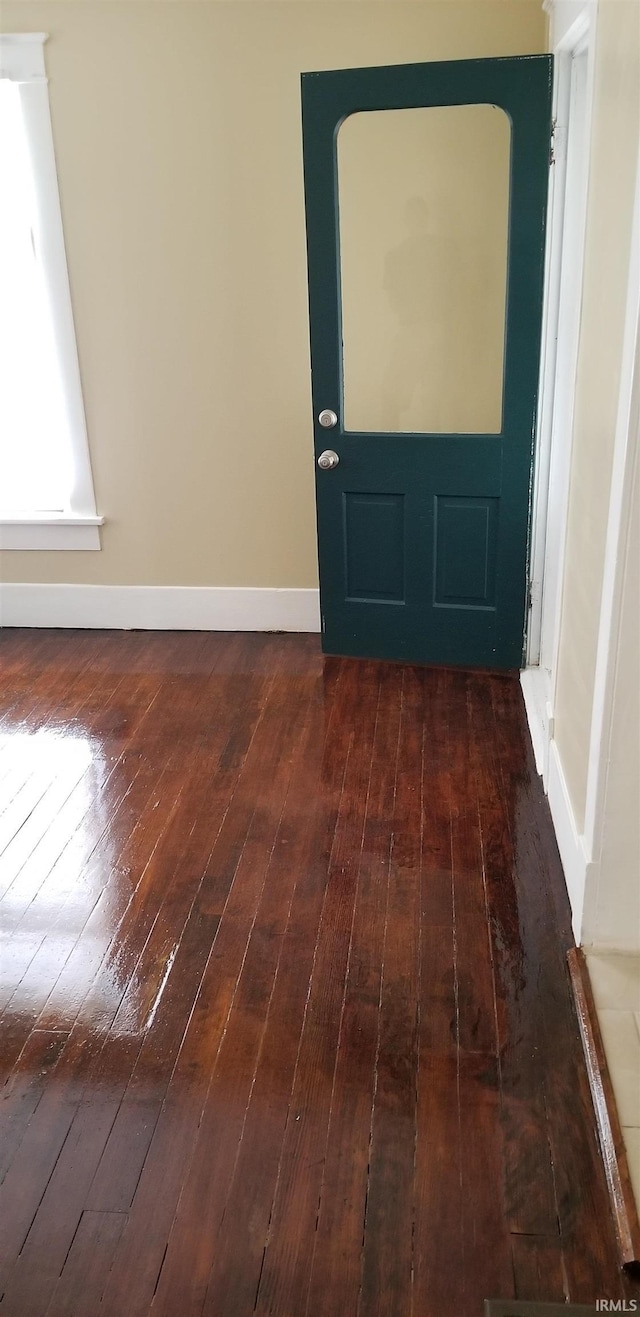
[301,57,552,669]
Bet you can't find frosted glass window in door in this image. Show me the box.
[337,104,511,434]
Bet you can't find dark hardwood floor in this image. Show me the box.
[0,630,637,1317]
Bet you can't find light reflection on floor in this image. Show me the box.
[0,728,152,1038]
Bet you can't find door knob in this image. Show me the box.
[317,450,339,470]
[318,409,338,429]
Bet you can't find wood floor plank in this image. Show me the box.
[0,773,61,862]
[0,1031,68,1184]
[486,677,627,1302]
[457,1052,515,1309]
[413,671,511,1315]
[0,632,106,731]
[1,638,262,1099]
[0,760,94,910]
[0,638,165,916]
[197,664,376,1317]
[44,1209,128,1317]
[23,666,231,1036]
[357,666,420,1317]
[0,631,55,683]
[150,671,324,1315]
[99,657,322,1315]
[0,664,169,1019]
[470,673,559,1239]
[0,642,227,1287]
[0,1092,77,1283]
[82,812,245,1210]
[413,1050,464,1317]
[449,675,499,1056]
[296,663,392,1317]
[0,754,185,1075]
[0,634,635,1317]
[412,672,463,1317]
[2,745,154,1017]
[0,1100,119,1316]
[510,1233,568,1303]
[253,663,397,1317]
[419,668,456,926]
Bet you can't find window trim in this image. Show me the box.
[0,34,103,550]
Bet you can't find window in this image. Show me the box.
[0,34,102,550]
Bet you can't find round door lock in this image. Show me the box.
[317,449,340,470]
[318,409,338,429]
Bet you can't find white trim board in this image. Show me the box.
[520,665,553,781]
[546,737,593,944]
[0,516,103,551]
[0,585,321,632]
[521,664,592,943]
[544,0,596,51]
[527,5,596,667]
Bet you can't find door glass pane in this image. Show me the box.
[337,104,511,434]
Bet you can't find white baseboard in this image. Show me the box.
[0,584,321,633]
[520,665,552,780]
[547,737,593,943]
[521,664,591,943]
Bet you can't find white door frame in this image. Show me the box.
[523,0,640,945]
[527,0,598,675]
[521,0,598,783]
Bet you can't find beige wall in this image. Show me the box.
[553,0,640,832]
[591,430,640,949]
[0,0,546,588]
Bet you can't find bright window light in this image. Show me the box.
[0,78,74,513]
[0,34,101,548]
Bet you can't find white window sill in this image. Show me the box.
[0,514,104,550]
